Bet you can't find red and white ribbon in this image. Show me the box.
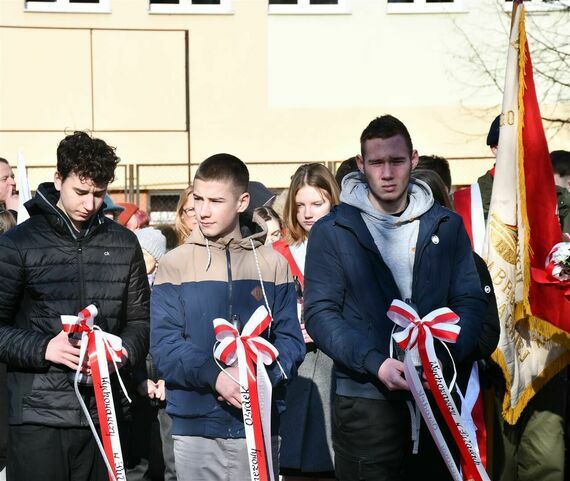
[457,363,487,471]
[388,299,490,481]
[532,242,570,299]
[213,306,278,481]
[62,305,129,481]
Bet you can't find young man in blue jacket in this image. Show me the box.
[304,115,487,481]
[150,153,304,481]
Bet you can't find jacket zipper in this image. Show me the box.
[411,215,449,305]
[77,239,86,311]
[226,247,233,320]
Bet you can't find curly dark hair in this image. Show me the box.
[57,131,120,185]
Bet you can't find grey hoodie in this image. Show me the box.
[341,171,434,301]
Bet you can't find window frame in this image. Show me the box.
[25,0,111,13]
[386,0,468,15]
[148,0,233,14]
[268,0,351,15]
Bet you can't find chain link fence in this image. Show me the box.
[17,157,492,227]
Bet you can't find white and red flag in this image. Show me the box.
[483,0,570,424]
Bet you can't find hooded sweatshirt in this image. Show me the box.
[341,172,434,301]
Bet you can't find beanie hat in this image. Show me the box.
[246,181,275,212]
[136,227,167,261]
[117,203,138,226]
[103,194,125,215]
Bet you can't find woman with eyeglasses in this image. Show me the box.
[175,186,198,245]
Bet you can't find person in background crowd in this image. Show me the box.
[247,180,276,212]
[0,158,18,221]
[127,227,173,481]
[0,209,16,235]
[0,208,16,475]
[334,157,358,189]
[276,163,340,481]
[119,202,150,231]
[136,227,167,288]
[551,151,570,233]
[254,206,283,245]
[304,115,486,481]
[272,188,289,220]
[103,193,125,221]
[551,150,570,193]
[174,186,197,245]
[416,155,453,193]
[0,131,150,481]
[151,153,304,481]
[157,224,179,252]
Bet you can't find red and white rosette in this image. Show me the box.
[387,299,490,481]
[531,241,570,298]
[61,305,129,481]
[213,306,278,481]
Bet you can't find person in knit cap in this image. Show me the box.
[119,202,150,231]
[131,227,176,481]
[135,227,167,286]
[102,194,125,221]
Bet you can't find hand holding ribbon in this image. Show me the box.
[62,305,130,481]
[213,306,279,481]
[387,299,490,481]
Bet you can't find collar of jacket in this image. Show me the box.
[332,201,451,305]
[25,182,104,241]
[333,201,450,250]
[185,210,267,251]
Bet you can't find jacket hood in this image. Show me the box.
[185,210,267,250]
[340,171,434,228]
[25,182,104,239]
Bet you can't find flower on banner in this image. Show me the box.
[531,242,570,298]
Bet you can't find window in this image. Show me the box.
[25,0,111,13]
[149,193,179,225]
[149,0,232,14]
[268,0,351,14]
[386,0,468,14]
[503,0,569,12]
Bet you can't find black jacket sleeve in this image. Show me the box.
[445,221,487,363]
[470,253,500,361]
[0,235,51,370]
[119,244,151,368]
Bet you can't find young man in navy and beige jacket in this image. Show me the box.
[151,153,305,481]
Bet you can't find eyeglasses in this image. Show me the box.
[182,207,196,216]
[0,174,15,183]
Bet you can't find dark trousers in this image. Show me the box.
[157,408,177,481]
[7,424,107,481]
[333,395,454,481]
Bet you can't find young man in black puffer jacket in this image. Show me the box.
[0,131,150,481]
